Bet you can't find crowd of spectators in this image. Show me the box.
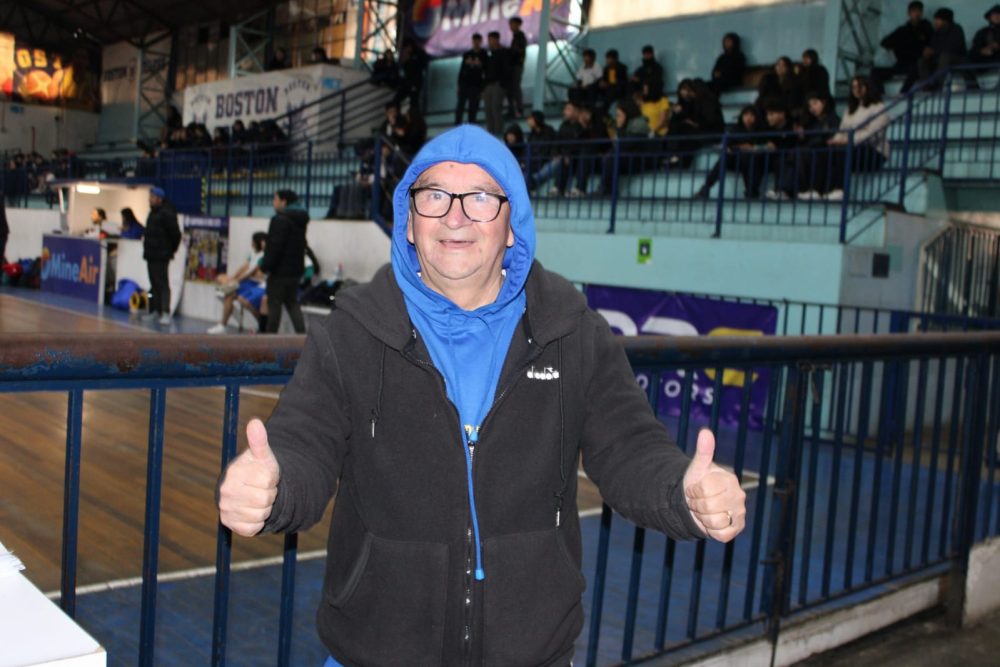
[2,149,80,202]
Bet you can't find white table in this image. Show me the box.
[0,572,105,667]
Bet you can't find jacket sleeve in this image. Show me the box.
[259,321,352,533]
[578,313,704,541]
[259,217,286,274]
[166,209,182,254]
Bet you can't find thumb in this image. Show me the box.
[246,418,279,473]
[685,428,716,487]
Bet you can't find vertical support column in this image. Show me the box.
[211,384,240,667]
[531,0,552,115]
[822,0,843,84]
[354,0,368,67]
[228,25,240,79]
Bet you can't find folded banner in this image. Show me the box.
[586,285,778,429]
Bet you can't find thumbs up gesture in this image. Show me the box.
[218,418,281,537]
[683,429,746,543]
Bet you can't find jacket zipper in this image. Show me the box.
[404,332,545,660]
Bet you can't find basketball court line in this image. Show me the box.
[0,292,153,334]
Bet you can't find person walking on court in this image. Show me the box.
[217,125,747,665]
[142,187,181,326]
[260,189,308,334]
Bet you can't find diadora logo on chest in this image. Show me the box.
[526,366,560,380]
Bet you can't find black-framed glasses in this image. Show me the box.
[409,187,509,222]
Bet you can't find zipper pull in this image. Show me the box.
[370,409,378,438]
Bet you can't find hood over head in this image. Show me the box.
[390,124,536,311]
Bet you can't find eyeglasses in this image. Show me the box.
[409,187,509,222]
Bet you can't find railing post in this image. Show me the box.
[760,363,808,646]
[838,130,854,244]
[225,146,233,218]
[305,141,313,211]
[713,134,729,238]
[938,74,954,174]
[897,93,914,207]
[211,384,240,667]
[371,135,383,224]
[608,138,621,234]
[277,532,298,667]
[138,387,167,667]
[946,353,989,625]
[60,389,84,618]
[247,146,255,217]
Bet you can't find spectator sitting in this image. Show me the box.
[208,231,268,334]
[758,100,804,201]
[394,109,428,158]
[600,98,651,195]
[709,33,747,95]
[798,49,831,99]
[570,48,604,106]
[971,5,1000,65]
[631,45,665,94]
[918,8,976,89]
[84,207,109,238]
[666,78,725,167]
[266,47,290,71]
[120,207,145,240]
[503,123,527,173]
[231,120,249,144]
[825,75,890,200]
[640,81,671,137]
[529,102,581,195]
[872,1,932,93]
[526,110,557,169]
[757,56,803,115]
[796,91,842,199]
[693,105,765,200]
[567,105,611,196]
[599,49,629,109]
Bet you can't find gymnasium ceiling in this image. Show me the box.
[1,0,279,50]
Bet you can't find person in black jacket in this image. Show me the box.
[693,105,765,199]
[217,125,746,666]
[142,187,181,326]
[756,56,803,115]
[872,1,933,92]
[971,5,1000,65]
[507,16,528,118]
[630,45,665,95]
[394,39,428,112]
[667,78,725,167]
[798,49,831,99]
[598,49,629,109]
[918,8,976,89]
[708,33,746,95]
[260,189,309,333]
[796,91,842,197]
[482,31,512,135]
[455,33,486,124]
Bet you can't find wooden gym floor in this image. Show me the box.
[0,292,604,594]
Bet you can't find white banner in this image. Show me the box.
[181,64,369,139]
[100,41,139,106]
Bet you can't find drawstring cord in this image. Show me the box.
[370,344,386,438]
[554,338,567,527]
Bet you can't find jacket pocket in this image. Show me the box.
[320,533,449,666]
[482,528,586,666]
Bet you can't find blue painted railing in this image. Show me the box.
[2,330,1000,665]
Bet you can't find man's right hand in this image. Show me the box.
[218,418,280,537]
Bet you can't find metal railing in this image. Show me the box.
[921,221,1000,320]
[2,330,999,665]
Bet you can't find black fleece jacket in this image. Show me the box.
[260,206,309,278]
[258,261,702,666]
[142,200,181,261]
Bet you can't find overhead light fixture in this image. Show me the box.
[76,184,101,194]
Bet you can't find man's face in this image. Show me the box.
[488,36,500,49]
[562,103,576,121]
[990,10,1000,25]
[583,53,595,67]
[472,37,482,50]
[680,86,695,101]
[406,162,514,299]
[509,20,520,32]
[642,51,653,63]
[149,193,162,208]
[908,7,923,23]
[90,209,102,224]
[273,193,286,211]
[526,116,538,131]
[766,110,786,128]
[933,17,945,30]
[741,110,757,128]
[606,54,617,66]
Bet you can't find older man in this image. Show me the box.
[217,125,746,665]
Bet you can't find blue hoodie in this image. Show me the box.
[390,125,536,580]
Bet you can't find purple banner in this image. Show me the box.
[586,285,778,429]
[406,0,573,57]
[40,235,103,301]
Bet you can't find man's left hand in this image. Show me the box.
[683,429,747,543]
